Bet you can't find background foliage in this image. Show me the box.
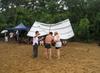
[0,0,100,41]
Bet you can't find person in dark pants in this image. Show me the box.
[33,31,40,58]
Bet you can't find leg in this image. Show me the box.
[33,45,35,57]
[35,44,38,57]
[57,49,60,59]
[45,43,49,59]
[33,44,38,58]
[45,48,49,59]
[48,49,52,59]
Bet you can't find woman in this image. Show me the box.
[54,32,62,59]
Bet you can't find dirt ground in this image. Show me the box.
[0,42,100,73]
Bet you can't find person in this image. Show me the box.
[44,32,54,59]
[9,32,14,41]
[5,33,8,42]
[54,32,62,59]
[16,30,19,41]
[32,31,40,58]
[9,32,14,39]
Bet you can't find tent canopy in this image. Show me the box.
[14,23,29,30]
[6,23,30,31]
[27,19,74,39]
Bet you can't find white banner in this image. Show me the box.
[27,19,74,39]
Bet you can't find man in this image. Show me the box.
[44,32,54,59]
[33,31,40,58]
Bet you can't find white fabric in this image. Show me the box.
[5,36,8,42]
[27,19,74,39]
[55,41,62,47]
[33,37,39,45]
[9,32,14,38]
[1,30,8,33]
[54,35,62,47]
[54,35,60,42]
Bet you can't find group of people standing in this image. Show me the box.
[32,31,62,59]
[4,30,19,42]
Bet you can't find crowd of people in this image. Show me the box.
[4,30,19,42]
[32,31,62,59]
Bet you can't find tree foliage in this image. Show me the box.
[0,0,100,41]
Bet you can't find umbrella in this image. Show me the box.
[1,30,8,33]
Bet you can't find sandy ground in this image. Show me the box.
[0,42,100,73]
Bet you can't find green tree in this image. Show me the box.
[0,0,100,41]
[78,17,90,41]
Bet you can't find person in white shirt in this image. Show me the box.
[5,33,8,42]
[33,31,40,58]
[9,32,14,38]
[16,30,19,41]
[54,32,62,59]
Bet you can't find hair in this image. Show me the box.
[54,32,58,36]
[49,32,53,35]
[35,31,39,34]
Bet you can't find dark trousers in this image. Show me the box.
[33,43,38,58]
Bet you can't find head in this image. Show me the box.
[54,32,58,36]
[35,31,40,36]
[49,32,53,36]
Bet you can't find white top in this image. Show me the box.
[33,37,38,45]
[54,35,62,47]
[9,32,14,38]
[54,35,60,42]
